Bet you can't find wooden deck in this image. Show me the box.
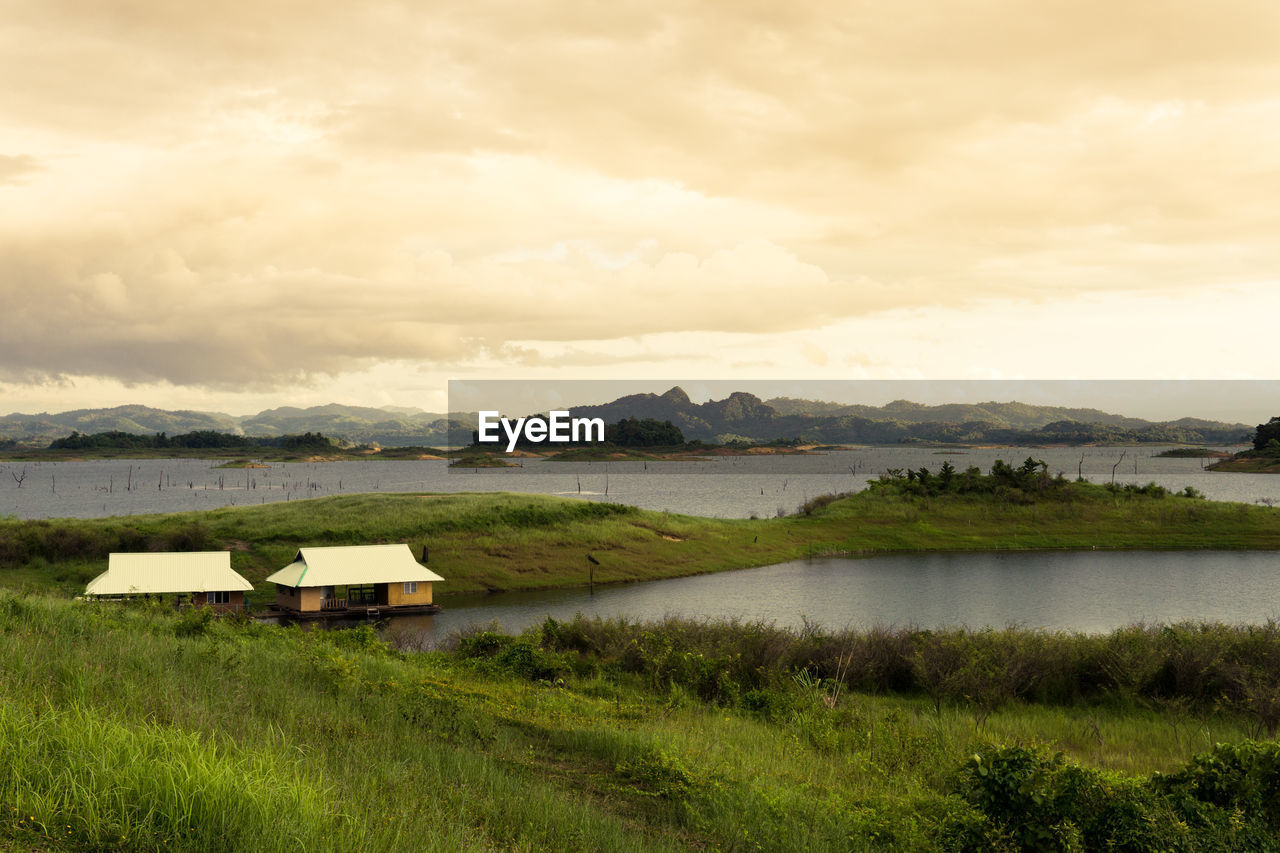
[266,603,441,621]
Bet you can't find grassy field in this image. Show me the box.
[2,479,1280,604]
[3,595,1280,851]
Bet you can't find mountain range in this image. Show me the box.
[0,404,460,448]
[0,389,1255,448]
[561,388,1253,446]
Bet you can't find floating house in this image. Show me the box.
[266,544,444,617]
[85,552,252,613]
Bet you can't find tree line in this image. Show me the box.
[49,430,337,451]
[867,458,1202,501]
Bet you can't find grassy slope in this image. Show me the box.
[0,595,1267,852]
[3,484,1280,601]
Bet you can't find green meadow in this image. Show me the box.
[3,597,1280,851]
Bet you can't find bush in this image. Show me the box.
[949,743,1280,852]
[951,746,1187,851]
[174,605,213,637]
[329,623,391,655]
[797,492,851,516]
[1153,741,1280,833]
[457,630,565,682]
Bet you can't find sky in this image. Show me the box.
[2,1,1278,422]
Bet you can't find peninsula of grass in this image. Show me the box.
[5,594,1280,851]
[3,460,1279,605]
[1208,449,1280,473]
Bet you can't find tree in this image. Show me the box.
[1254,417,1280,452]
[939,460,956,490]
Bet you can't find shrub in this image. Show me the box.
[951,746,1188,852]
[174,605,213,637]
[1153,741,1280,833]
[797,492,851,516]
[457,630,564,682]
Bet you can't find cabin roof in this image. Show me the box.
[86,551,252,596]
[265,544,445,588]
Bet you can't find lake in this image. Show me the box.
[380,550,1280,641]
[2,445,1276,520]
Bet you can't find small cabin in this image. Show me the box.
[266,544,444,616]
[85,552,252,613]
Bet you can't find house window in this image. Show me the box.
[207,591,230,605]
[403,582,418,595]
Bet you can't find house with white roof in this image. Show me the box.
[85,552,252,613]
[266,544,444,616]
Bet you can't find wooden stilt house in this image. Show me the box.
[266,544,444,616]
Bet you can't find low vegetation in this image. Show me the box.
[526,614,1280,740]
[4,595,1280,851]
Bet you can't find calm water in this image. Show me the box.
[382,550,1280,641]
[2,446,1275,520]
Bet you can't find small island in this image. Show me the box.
[1154,447,1232,458]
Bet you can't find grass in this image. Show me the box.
[2,479,1279,605]
[0,595,681,852]
[0,699,342,851]
[3,595,1279,851]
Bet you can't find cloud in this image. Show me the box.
[0,197,882,384]
[0,155,40,184]
[3,0,1279,396]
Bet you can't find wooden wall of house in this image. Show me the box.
[274,585,324,612]
[189,591,246,613]
[387,581,433,606]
